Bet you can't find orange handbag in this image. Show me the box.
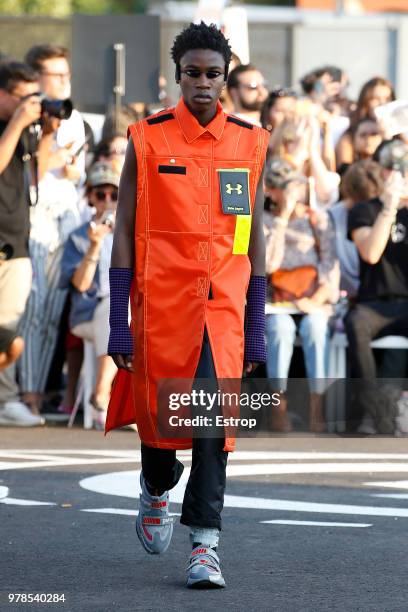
[271,265,318,302]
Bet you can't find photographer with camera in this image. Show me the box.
[25,44,85,184]
[15,45,84,417]
[59,162,120,429]
[0,61,55,426]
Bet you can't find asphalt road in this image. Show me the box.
[1,428,408,612]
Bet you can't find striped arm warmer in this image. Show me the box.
[244,275,266,364]
[107,267,134,356]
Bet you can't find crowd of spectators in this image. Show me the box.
[0,43,406,435]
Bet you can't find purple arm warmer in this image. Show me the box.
[107,268,134,356]
[244,275,266,364]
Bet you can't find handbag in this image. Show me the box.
[271,265,318,301]
[270,210,320,303]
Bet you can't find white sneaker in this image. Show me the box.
[0,401,45,427]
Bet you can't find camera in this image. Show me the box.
[0,241,13,261]
[41,96,73,120]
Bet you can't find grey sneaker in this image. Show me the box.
[135,473,173,554]
[0,401,45,427]
[186,546,226,589]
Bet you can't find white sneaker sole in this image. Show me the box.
[0,416,45,427]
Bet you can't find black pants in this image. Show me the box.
[141,329,228,530]
[345,300,408,431]
[345,300,408,380]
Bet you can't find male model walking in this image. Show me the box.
[107,22,268,588]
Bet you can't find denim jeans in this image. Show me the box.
[265,311,330,393]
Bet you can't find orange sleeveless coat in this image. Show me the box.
[106,98,269,451]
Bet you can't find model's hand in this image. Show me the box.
[110,353,134,372]
[244,361,259,375]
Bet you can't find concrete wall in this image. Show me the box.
[0,16,71,61]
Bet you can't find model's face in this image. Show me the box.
[39,57,71,100]
[178,49,225,114]
[232,69,268,112]
[0,80,40,120]
[354,120,382,157]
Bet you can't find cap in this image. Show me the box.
[377,140,408,173]
[264,158,306,190]
[87,161,120,188]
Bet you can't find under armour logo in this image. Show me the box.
[225,183,243,195]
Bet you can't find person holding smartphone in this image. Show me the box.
[59,161,120,429]
[346,140,408,434]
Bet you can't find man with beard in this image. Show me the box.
[226,64,268,126]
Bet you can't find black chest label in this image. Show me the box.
[217,169,251,215]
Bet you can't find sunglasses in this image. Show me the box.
[239,81,268,91]
[94,189,118,202]
[270,87,297,98]
[358,131,381,138]
[180,69,224,80]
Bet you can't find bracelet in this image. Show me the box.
[85,256,99,263]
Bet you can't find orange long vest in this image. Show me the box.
[106,97,269,451]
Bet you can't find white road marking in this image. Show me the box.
[371,494,408,499]
[4,450,408,460]
[261,520,372,528]
[81,508,180,517]
[226,463,408,476]
[0,497,56,506]
[1,450,408,472]
[0,486,9,499]
[364,480,408,490]
[79,470,408,518]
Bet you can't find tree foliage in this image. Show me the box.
[0,0,147,16]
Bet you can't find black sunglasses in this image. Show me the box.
[269,87,297,99]
[180,69,224,80]
[94,189,118,202]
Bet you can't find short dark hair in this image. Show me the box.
[0,61,38,92]
[25,44,69,72]
[227,64,258,91]
[171,22,232,81]
[342,159,384,203]
[300,67,329,95]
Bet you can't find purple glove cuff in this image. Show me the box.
[244,275,266,364]
[108,268,134,356]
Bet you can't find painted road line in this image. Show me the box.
[80,470,408,518]
[4,450,408,461]
[0,497,56,506]
[0,457,142,471]
[226,463,408,476]
[364,480,408,490]
[260,520,372,528]
[371,494,408,499]
[81,508,181,517]
[0,486,9,499]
